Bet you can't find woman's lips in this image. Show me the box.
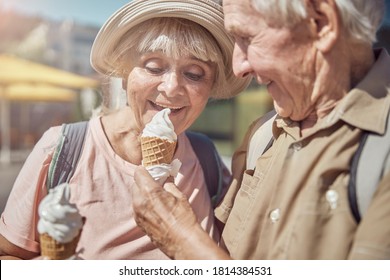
[150,101,184,114]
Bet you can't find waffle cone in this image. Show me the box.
[40,232,80,260]
[141,136,176,167]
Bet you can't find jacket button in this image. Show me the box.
[291,143,302,151]
[326,190,339,209]
[269,208,281,223]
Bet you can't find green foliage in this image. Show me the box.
[190,86,273,156]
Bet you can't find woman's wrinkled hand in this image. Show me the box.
[132,166,198,258]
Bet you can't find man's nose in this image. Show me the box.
[232,44,253,79]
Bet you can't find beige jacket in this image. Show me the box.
[215,49,390,260]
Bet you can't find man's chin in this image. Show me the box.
[273,105,289,119]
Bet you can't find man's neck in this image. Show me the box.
[299,41,374,135]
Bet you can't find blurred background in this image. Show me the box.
[0,0,389,213]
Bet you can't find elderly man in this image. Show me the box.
[132,0,390,259]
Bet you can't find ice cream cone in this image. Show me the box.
[40,232,81,260]
[38,183,83,260]
[141,136,176,167]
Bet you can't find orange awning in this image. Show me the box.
[0,54,100,163]
[0,54,99,89]
[2,83,77,102]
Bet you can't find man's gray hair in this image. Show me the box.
[251,0,385,44]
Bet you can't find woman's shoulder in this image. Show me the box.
[176,132,196,159]
[35,125,63,152]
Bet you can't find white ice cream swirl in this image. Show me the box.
[38,183,83,243]
[142,108,177,141]
[142,108,181,184]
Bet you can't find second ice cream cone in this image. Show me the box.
[38,183,84,260]
[40,232,80,260]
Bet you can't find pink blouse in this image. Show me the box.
[0,117,217,259]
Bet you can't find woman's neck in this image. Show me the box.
[100,108,142,164]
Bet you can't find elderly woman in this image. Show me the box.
[0,0,250,260]
[131,0,390,260]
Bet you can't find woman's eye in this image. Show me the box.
[144,59,165,74]
[146,67,163,74]
[185,72,203,81]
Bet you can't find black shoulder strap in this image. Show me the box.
[185,131,224,207]
[47,121,89,190]
[348,110,390,223]
[348,132,369,223]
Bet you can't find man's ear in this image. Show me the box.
[306,0,340,53]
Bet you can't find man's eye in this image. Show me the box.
[234,35,250,48]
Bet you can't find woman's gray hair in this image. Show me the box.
[110,17,226,98]
[251,0,385,44]
[95,17,227,115]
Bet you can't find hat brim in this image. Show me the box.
[90,0,251,98]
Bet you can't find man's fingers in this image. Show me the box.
[134,165,160,192]
[133,166,162,214]
[164,182,185,199]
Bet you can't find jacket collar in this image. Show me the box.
[337,49,390,134]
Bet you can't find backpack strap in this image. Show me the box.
[46,124,223,205]
[348,110,390,223]
[186,131,225,207]
[248,109,390,223]
[47,121,89,190]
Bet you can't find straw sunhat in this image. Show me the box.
[90,0,251,98]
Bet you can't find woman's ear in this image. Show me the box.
[306,0,340,53]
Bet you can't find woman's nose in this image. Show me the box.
[232,44,253,79]
[157,71,182,96]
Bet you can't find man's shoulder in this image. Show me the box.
[245,110,276,170]
[248,110,276,141]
